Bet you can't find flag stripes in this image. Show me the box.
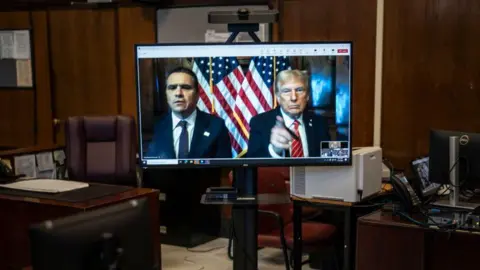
[192,56,291,157]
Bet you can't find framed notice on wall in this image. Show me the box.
[0,29,34,89]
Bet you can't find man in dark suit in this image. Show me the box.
[145,67,232,159]
[247,69,330,158]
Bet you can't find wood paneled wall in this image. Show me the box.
[0,12,36,148]
[280,0,377,147]
[0,6,156,148]
[381,0,480,169]
[2,0,479,172]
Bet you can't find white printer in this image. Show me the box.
[290,146,383,203]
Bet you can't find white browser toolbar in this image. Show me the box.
[136,43,351,58]
[145,159,178,165]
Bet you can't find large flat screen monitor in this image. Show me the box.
[29,198,157,270]
[135,42,352,167]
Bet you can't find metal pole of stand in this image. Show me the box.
[232,168,258,270]
[225,23,261,270]
[449,136,460,207]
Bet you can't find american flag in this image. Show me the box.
[192,56,291,158]
[234,56,292,136]
[192,57,248,157]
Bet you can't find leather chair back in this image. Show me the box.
[65,115,137,186]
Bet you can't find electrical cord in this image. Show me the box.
[394,210,462,233]
[421,157,470,206]
[422,183,452,206]
[447,157,470,188]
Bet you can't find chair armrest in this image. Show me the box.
[258,210,290,252]
[258,210,286,237]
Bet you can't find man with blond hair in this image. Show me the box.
[247,69,330,158]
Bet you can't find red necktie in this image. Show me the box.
[291,120,304,157]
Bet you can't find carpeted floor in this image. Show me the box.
[161,238,315,270]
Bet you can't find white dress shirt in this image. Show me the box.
[268,109,309,158]
[172,110,197,158]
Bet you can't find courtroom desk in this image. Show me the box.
[356,210,480,270]
[0,186,160,270]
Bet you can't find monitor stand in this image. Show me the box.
[432,136,479,210]
[231,167,258,270]
[226,21,261,270]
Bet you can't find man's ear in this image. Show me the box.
[275,93,281,105]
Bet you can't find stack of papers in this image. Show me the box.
[0,179,89,193]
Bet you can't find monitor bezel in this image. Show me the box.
[134,41,354,169]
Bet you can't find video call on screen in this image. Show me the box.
[136,43,352,166]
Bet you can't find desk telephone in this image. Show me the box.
[391,172,422,211]
[0,159,22,183]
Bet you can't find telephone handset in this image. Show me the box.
[0,159,21,183]
[391,172,422,211]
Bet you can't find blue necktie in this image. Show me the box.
[177,120,189,159]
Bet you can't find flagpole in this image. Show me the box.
[273,56,277,108]
[209,57,215,114]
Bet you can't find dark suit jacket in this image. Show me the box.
[145,109,232,159]
[246,107,330,158]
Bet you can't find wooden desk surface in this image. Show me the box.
[291,184,392,207]
[360,209,480,235]
[292,195,354,206]
[0,185,157,210]
[358,209,422,229]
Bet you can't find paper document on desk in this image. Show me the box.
[36,152,55,171]
[14,155,36,178]
[0,179,89,193]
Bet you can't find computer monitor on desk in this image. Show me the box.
[429,129,480,209]
[29,198,157,270]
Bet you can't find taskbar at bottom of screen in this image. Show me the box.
[142,157,350,167]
